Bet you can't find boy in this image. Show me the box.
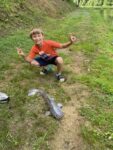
[17,28,77,82]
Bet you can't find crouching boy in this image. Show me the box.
[17,28,77,82]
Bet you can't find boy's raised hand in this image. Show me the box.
[70,35,77,43]
[69,33,78,43]
[16,47,25,56]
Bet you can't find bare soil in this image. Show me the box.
[49,51,90,150]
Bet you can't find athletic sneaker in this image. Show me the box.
[40,68,48,75]
[55,74,66,82]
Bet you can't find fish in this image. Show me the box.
[28,89,40,96]
[28,88,64,119]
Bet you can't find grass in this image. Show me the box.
[1,8,113,150]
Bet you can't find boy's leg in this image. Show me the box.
[31,60,40,67]
[55,57,66,82]
[55,57,63,74]
[32,57,49,75]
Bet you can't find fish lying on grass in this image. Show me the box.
[28,88,64,120]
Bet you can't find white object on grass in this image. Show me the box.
[0,92,9,103]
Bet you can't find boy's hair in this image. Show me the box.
[29,28,43,39]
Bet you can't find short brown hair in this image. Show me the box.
[29,28,43,39]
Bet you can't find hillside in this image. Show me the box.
[0,0,73,36]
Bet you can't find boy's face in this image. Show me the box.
[32,33,44,45]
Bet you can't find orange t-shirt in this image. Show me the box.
[28,40,62,59]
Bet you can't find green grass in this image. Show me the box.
[1,8,113,150]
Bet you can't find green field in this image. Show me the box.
[0,8,113,150]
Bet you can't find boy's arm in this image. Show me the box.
[61,35,77,48]
[16,48,32,62]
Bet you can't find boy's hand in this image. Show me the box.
[39,51,44,55]
[16,48,25,56]
[70,35,77,43]
[68,33,78,43]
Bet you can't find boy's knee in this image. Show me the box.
[31,60,40,66]
[55,57,63,64]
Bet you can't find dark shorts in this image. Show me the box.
[34,56,58,66]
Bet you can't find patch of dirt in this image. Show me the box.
[49,83,89,150]
[59,49,90,75]
[70,51,89,75]
[49,51,90,150]
[70,51,88,74]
